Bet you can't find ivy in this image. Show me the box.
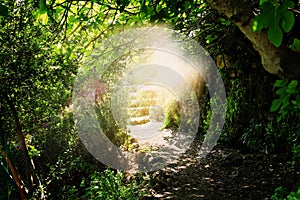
[252,0,295,47]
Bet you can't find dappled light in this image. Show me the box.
[0,0,299,199]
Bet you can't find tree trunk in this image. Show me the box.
[0,147,27,200]
[2,93,43,198]
[207,0,300,79]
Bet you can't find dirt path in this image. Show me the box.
[126,122,298,199]
[145,145,298,199]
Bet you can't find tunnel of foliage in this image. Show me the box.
[0,0,299,199]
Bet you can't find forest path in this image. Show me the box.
[142,141,297,199]
[125,91,297,199]
[125,119,296,199]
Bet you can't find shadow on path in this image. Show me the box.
[145,144,298,199]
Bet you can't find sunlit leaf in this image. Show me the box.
[39,12,49,25]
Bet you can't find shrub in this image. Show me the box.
[82,169,147,200]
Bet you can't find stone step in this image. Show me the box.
[130,116,150,125]
[129,95,160,101]
[128,107,149,117]
[129,99,159,108]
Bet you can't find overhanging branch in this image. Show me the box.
[207,0,300,78]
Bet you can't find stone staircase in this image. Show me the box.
[127,91,160,125]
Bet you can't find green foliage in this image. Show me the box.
[292,143,300,162]
[271,186,290,200]
[164,100,181,130]
[163,90,201,133]
[239,78,299,154]
[270,79,300,198]
[0,0,153,196]
[82,169,146,200]
[252,0,295,47]
[95,103,130,146]
[271,185,300,200]
[241,119,296,153]
[0,1,78,197]
[221,79,247,142]
[29,110,96,199]
[0,154,19,199]
[287,185,300,199]
[271,79,300,122]
[290,38,300,51]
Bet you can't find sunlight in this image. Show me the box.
[117,29,205,147]
[126,84,176,139]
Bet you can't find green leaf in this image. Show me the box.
[39,12,49,25]
[292,100,297,105]
[281,0,295,9]
[296,94,300,104]
[39,0,47,12]
[140,0,146,13]
[282,95,290,108]
[252,2,275,32]
[271,99,282,112]
[280,10,294,32]
[220,18,231,26]
[290,38,300,51]
[183,1,191,11]
[259,0,269,6]
[253,0,294,46]
[274,79,288,87]
[288,80,298,89]
[0,4,8,16]
[268,24,283,47]
[287,87,297,94]
[68,15,77,23]
[287,80,298,93]
[276,87,288,95]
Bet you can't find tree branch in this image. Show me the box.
[2,93,42,195]
[207,0,300,78]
